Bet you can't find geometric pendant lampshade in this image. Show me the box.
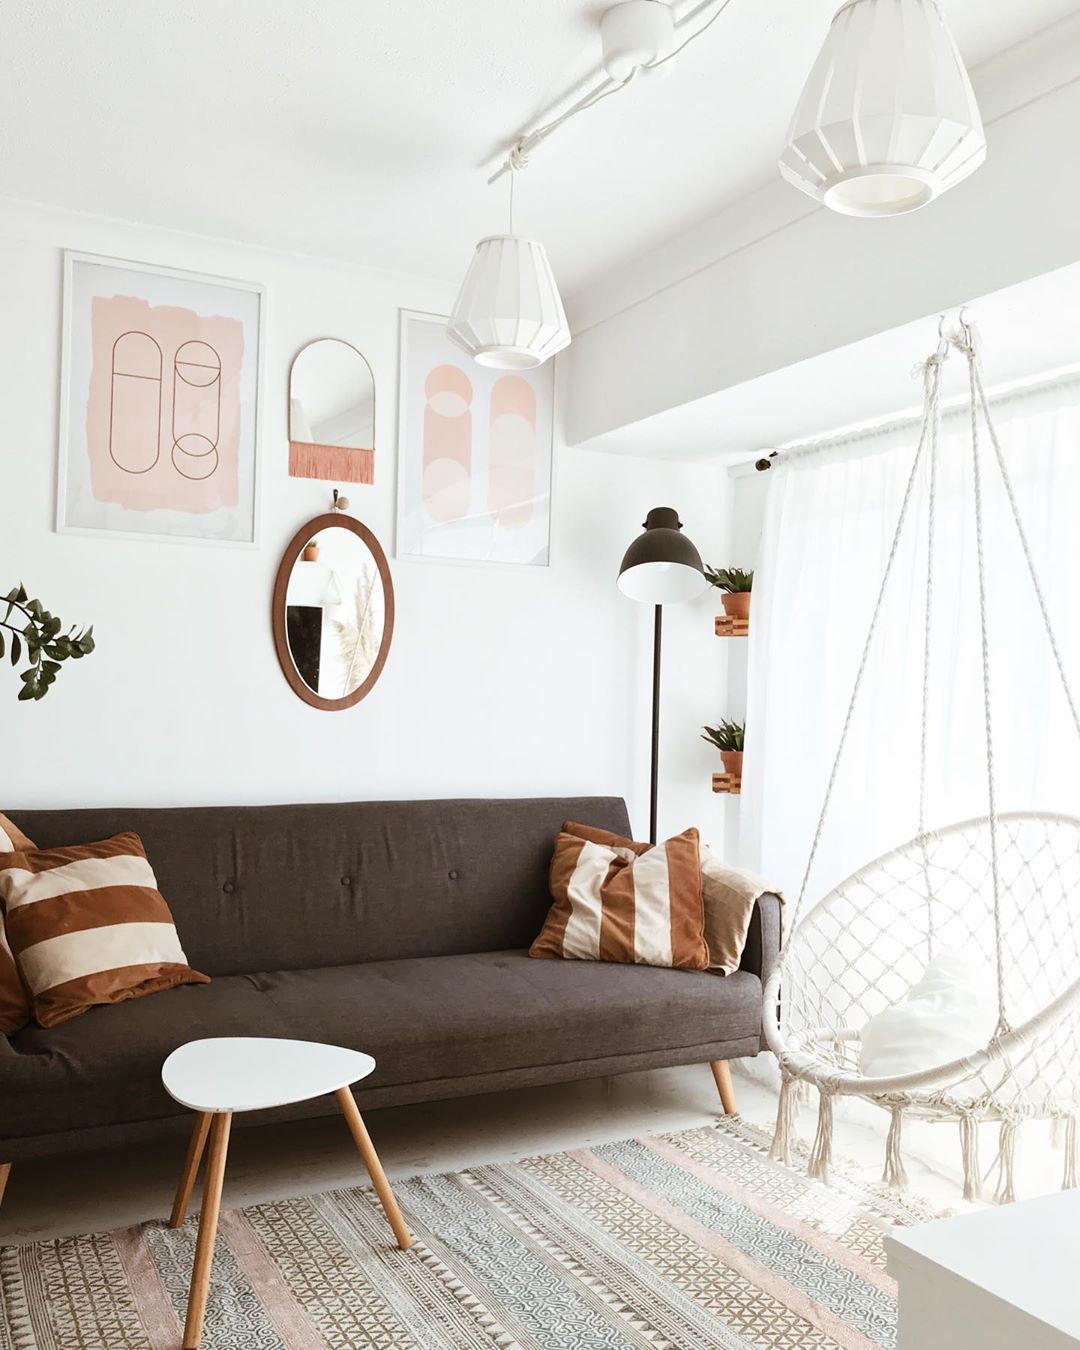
[780,0,986,218]
[446,235,572,370]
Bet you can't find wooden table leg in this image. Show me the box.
[182,1112,232,1350]
[170,1112,212,1228]
[709,1060,739,1115]
[335,1087,412,1250]
[0,1163,10,1210]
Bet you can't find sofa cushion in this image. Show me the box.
[530,824,709,970]
[6,798,633,977]
[0,813,34,1035]
[1,832,209,1028]
[2,951,761,1142]
[252,951,761,1087]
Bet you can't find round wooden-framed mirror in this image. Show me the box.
[272,512,394,710]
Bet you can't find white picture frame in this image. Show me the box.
[58,251,265,547]
[395,308,554,567]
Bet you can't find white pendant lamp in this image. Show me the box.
[447,161,571,370]
[780,0,985,218]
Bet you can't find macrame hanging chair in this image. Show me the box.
[764,316,1080,1203]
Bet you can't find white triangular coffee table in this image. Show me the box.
[162,1037,412,1350]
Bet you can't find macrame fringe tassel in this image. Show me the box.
[808,1090,834,1182]
[882,1105,908,1189]
[770,1073,799,1165]
[959,1114,981,1202]
[796,1079,813,1107]
[1063,1115,1079,1192]
[1051,1115,1066,1149]
[994,1118,1020,1205]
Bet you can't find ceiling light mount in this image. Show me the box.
[600,1,677,81]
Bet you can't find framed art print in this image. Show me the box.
[58,252,265,546]
[396,309,554,566]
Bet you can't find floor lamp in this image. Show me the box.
[617,507,706,844]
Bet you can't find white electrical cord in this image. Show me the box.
[487,0,737,185]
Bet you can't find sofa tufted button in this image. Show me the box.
[448,869,459,880]
[222,881,235,894]
[340,875,352,886]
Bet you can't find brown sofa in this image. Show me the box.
[1,797,780,1163]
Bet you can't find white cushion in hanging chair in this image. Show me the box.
[858,951,997,1080]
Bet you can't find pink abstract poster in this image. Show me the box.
[59,255,263,545]
[397,310,554,566]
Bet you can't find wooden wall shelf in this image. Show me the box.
[712,772,742,795]
[714,616,749,637]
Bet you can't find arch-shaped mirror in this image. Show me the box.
[272,513,394,710]
[288,339,375,484]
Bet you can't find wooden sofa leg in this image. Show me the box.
[709,1060,738,1115]
[0,1163,10,1209]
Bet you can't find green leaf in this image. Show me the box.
[42,660,61,674]
[10,633,20,666]
[0,632,4,659]
[17,684,36,701]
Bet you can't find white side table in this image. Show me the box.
[162,1037,411,1350]
[885,1190,1080,1350]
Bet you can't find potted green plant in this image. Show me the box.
[2,584,95,701]
[302,540,320,563]
[702,719,745,777]
[704,566,753,621]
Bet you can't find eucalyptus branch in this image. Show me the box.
[3,584,95,701]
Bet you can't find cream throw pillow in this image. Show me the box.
[700,845,782,975]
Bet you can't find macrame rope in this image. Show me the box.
[770,1072,800,1165]
[994,1116,1021,1204]
[961,329,1008,1034]
[959,1112,981,1201]
[808,1089,835,1182]
[972,358,1080,752]
[918,354,943,961]
[883,1104,908,1188]
[790,368,939,925]
[1064,1114,1079,1191]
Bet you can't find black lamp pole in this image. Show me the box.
[649,603,663,845]
[618,507,706,845]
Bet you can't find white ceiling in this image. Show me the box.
[2,0,1076,295]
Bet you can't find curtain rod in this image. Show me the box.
[732,361,1080,477]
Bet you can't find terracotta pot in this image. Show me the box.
[302,543,320,563]
[721,750,743,777]
[721,591,751,620]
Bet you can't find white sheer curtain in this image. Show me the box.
[743,373,1080,910]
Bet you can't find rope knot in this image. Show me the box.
[508,140,530,172]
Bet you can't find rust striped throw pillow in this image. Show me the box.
[0,813,35,1034]
[0,832,209,1028]
[529,821,708,970]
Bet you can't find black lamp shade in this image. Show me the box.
[617,507,706,604]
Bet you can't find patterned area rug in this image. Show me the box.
[0,1116,939,1349]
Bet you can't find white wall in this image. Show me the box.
[0,197,730,848]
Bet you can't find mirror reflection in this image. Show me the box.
[285,525,386,699]
[289,339,374,455]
